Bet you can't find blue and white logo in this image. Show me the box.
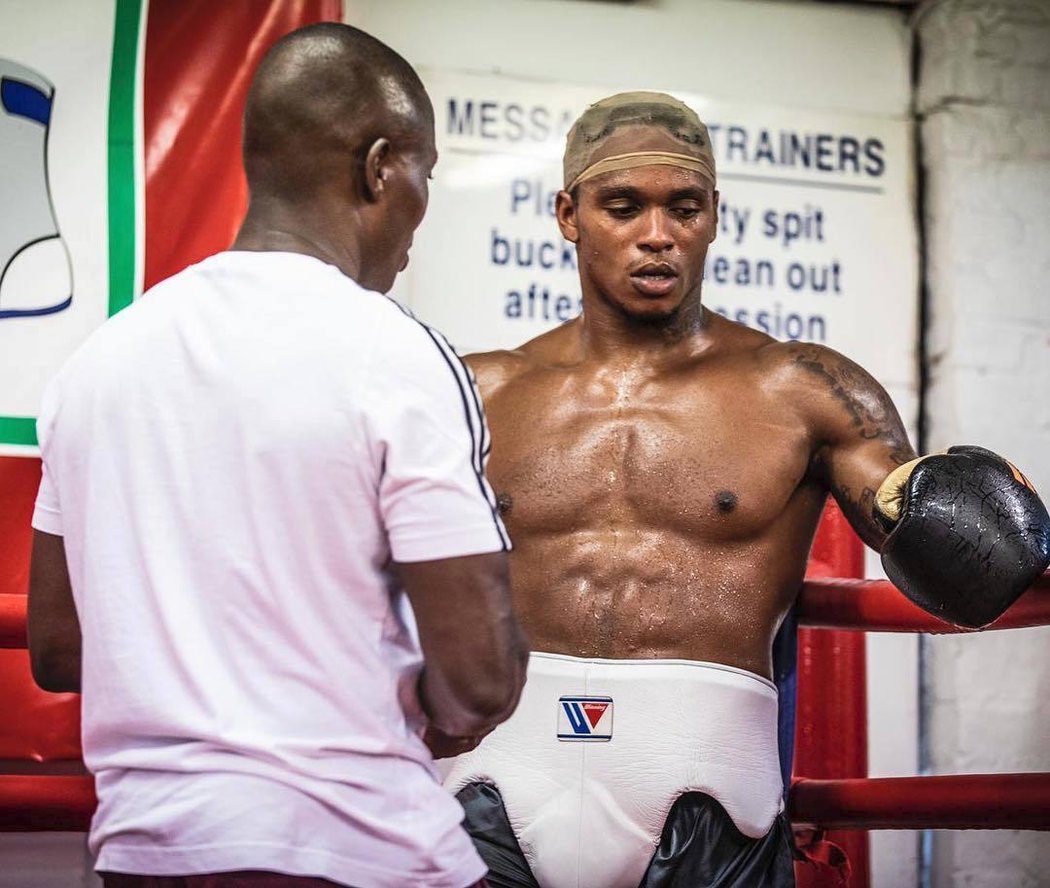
[557,695,613,741]
[1,59,72,319]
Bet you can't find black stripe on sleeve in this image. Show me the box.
[388,301,510,550]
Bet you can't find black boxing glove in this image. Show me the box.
[873,445,1050,628]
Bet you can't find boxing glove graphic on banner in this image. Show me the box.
[0,59,73,320]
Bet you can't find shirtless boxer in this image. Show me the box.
[442,93,1050,888]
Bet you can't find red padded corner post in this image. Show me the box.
[795,502,870,888]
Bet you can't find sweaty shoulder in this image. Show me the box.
[704,311,777,357]
[755,338,910,452]
[464,349,532,401]
[465,321,576,400]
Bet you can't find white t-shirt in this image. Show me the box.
[32,251,509,888]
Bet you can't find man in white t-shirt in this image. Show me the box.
[27,23,527,888]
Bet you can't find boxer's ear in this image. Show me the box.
[362,138,391,202]
[555,190,579,244]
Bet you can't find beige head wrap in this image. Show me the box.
[563,91,716,192]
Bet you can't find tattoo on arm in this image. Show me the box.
[833,482,883,549]
[793,350,913,462]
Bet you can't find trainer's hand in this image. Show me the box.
[874,445,1050,628]
[423,725,484,760]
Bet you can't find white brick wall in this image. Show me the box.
[917,1,1050,884]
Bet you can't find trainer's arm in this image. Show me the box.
[371,331,528,756]
[27,530,81,693]
[399,552,528,744]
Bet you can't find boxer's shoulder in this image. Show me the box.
[760,340,910,450]
[757,338,843,374]
[692,318,832,387]
[755,339,870,400]
[466,322,577,399]
[464,347,533,399]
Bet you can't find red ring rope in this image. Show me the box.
[798,572,1050,633]
[790,773,1050,831]
[0,573,1047,833]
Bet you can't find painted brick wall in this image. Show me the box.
[916,1,1050,885]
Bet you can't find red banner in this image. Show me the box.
[145,0,342,289]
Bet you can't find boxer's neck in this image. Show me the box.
[577,291,713,365]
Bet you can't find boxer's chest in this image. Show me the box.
[485,367,813,541]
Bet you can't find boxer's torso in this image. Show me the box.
[469,311,901,678]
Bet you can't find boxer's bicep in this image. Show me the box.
[792,345,916,550]
[828,435,915,550]
[27,530,81,693]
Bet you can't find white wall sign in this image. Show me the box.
[392,69,919,421]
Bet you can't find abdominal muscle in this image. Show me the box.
[507,526,806,679]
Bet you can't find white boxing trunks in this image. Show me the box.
[444,652,784,888]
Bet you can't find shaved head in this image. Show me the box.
[243,22,432,201]
[234,23,437,293]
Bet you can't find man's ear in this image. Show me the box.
[555,190,579,244]
[362,138,392,202]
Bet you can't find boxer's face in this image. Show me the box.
[558,165,717,325]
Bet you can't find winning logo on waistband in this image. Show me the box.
[557,695,613,741]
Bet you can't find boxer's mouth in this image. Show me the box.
[630,262,678,296]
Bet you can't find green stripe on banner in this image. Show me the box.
[107,0,144,317]
[0,418,39,448]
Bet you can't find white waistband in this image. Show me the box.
[529,650,778,692]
